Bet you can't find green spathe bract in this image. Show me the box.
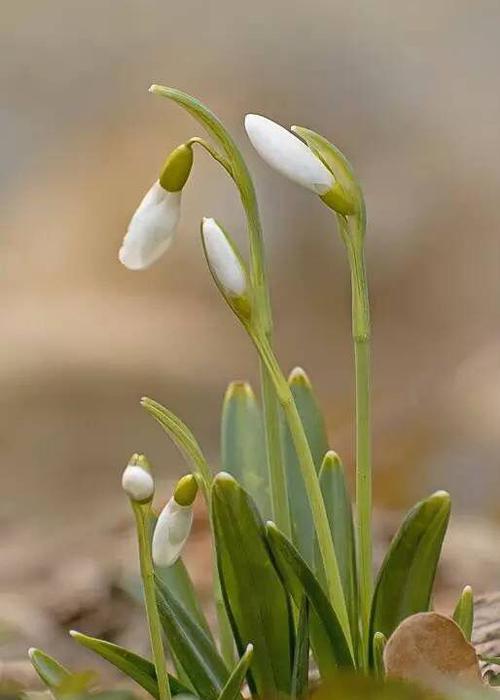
[27,87,489,700]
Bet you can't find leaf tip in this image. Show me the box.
[28,647,37,659]
[288,366,311,387]
[224,380,255,401]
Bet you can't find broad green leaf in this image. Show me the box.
[372,632,387,680]
[317,451,358,645]
[69,631,191,698]
[265,522,354,675]
[281,368,329,568]
[220,381,270,520]
[212,473,293,698]
[218,644,253,700]
[453,586,474,641]
[155,574,229,700]
[291,599,309,700]
[370,490,451,655]
[29,648,72,691]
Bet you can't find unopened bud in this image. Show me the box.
[122,454,154,503]
[152,475,197,567]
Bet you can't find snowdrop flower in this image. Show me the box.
[244,114,334,195]
[119,143,193,270]
[122,454,155,503]
[152,474,198,567]
[201,217,249,306]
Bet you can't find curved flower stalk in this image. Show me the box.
[147,85,291,542]
[152,474,198,568]
[246,114,372,669]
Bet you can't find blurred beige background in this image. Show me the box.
[2,0,500,673]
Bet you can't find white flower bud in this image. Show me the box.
[244,114,335,195]
[119,182,181,270]
[152,497,193,567]
[122,464,154,502]
[201,218,248,298]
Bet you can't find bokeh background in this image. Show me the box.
[2,0,500,683]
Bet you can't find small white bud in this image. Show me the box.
[152,497,193,567]
[201,218,247,298]
[119,182,181,270]
[244,114,335,195]
[122,464,154,502]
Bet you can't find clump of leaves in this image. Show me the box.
[29,88,495,700]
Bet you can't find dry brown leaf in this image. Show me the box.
[384,612,482,684]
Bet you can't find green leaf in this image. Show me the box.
[370,490,451,656]
[155,558,213,642]
[281,368,329,568]
[220,381,270,520]
[155,573,229,700]
[453,586,474,641]
[141,397,212,492]
[69,631,190,699]
[291,599,309,700]
[372,632,387,680]
[212,473,293,698]
[218,644,253,700]
[29,648,72,691]
[265,522,354,675]
[317,451,358,645]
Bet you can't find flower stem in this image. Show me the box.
[342,212,372,670]
[132,502,171,700]
[251,332,353,651]
[234,161,292,539]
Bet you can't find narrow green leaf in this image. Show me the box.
[155,558,213,642]
[29,648,72,691]
[141,397,212,492]
[69,631,191,698]
[291,599,309,700]
[218,644,253,700]
[221,381,270,520]
[317,451,358,645]
[155,574,229,700]
[281,368,329,568]
[453,586,474,641]
[372,632,387,680]
[212,473,293,698]
[370,490,451,655]
[480,655,500,665]
[265,522,354,674]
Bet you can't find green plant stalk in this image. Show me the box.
[230,155,292,540]
[151,84,291,538]
[132,502,171,700]
[341,212,372,670]
[251,331,353,652]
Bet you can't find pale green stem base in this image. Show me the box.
[132,502,171,700]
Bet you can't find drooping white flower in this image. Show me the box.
[122,462,155,502]
[152,499,193,567]
[201,218,248,298]
[152,474,198,567]
[244,114,335,195]
[119,182,181,270]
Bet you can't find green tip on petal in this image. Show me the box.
[159,143,194,192]
[174,474,199,506]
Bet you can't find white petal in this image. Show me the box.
[122,465,154,501]
[152,498,193,567]
[201,218,246,297]
[245,114,334,195]
[119,183,181,270]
